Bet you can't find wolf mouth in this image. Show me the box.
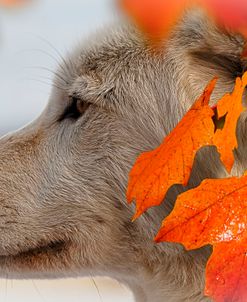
[0,240,73,279]
[16,240,67,257]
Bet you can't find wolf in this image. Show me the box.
[0,9,246,302]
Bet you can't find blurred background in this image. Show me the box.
[0,0,133,301]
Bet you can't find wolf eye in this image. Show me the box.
[59,96,90,121]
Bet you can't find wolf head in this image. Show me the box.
[0,10,246,302]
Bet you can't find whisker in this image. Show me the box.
[5,273,8,300]
[28,34,73,76]
[25,74,67,89]
[90,275,103,302]
[22,78,66,92]
[17,49,67,74]
[117,280,128,292]
[23,33,77,79]
[32,280,47,302]
[22,66,69,85]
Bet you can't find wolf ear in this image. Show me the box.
[184,11,246,74]
[188,32,247,100]
[172,9,247,104]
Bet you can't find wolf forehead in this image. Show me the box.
[51,24,168,119]
[54,13,246,107]
[56,26,159,90]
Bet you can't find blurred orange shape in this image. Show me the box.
[200,0,247,38]
[0,0,29,7]
[120,0,247,50]
[120,0,190,43]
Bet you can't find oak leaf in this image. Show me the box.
[205,240,247,302]
[213,73,247,172]
[155,176,247,302]
[127,79,217,219]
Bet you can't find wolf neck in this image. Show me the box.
[116,244,210,302]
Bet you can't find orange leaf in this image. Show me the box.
[155,176,247,247]
[213,73,247,173]
[205,240,247,302]
[127,79,216,219]
[155,176,247,301]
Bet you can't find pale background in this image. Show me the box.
[0,0,134,301]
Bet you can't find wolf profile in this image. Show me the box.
[0,9,246,302]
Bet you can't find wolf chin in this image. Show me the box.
[0,9,246,302]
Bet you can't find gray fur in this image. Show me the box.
[0,10,246,302]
